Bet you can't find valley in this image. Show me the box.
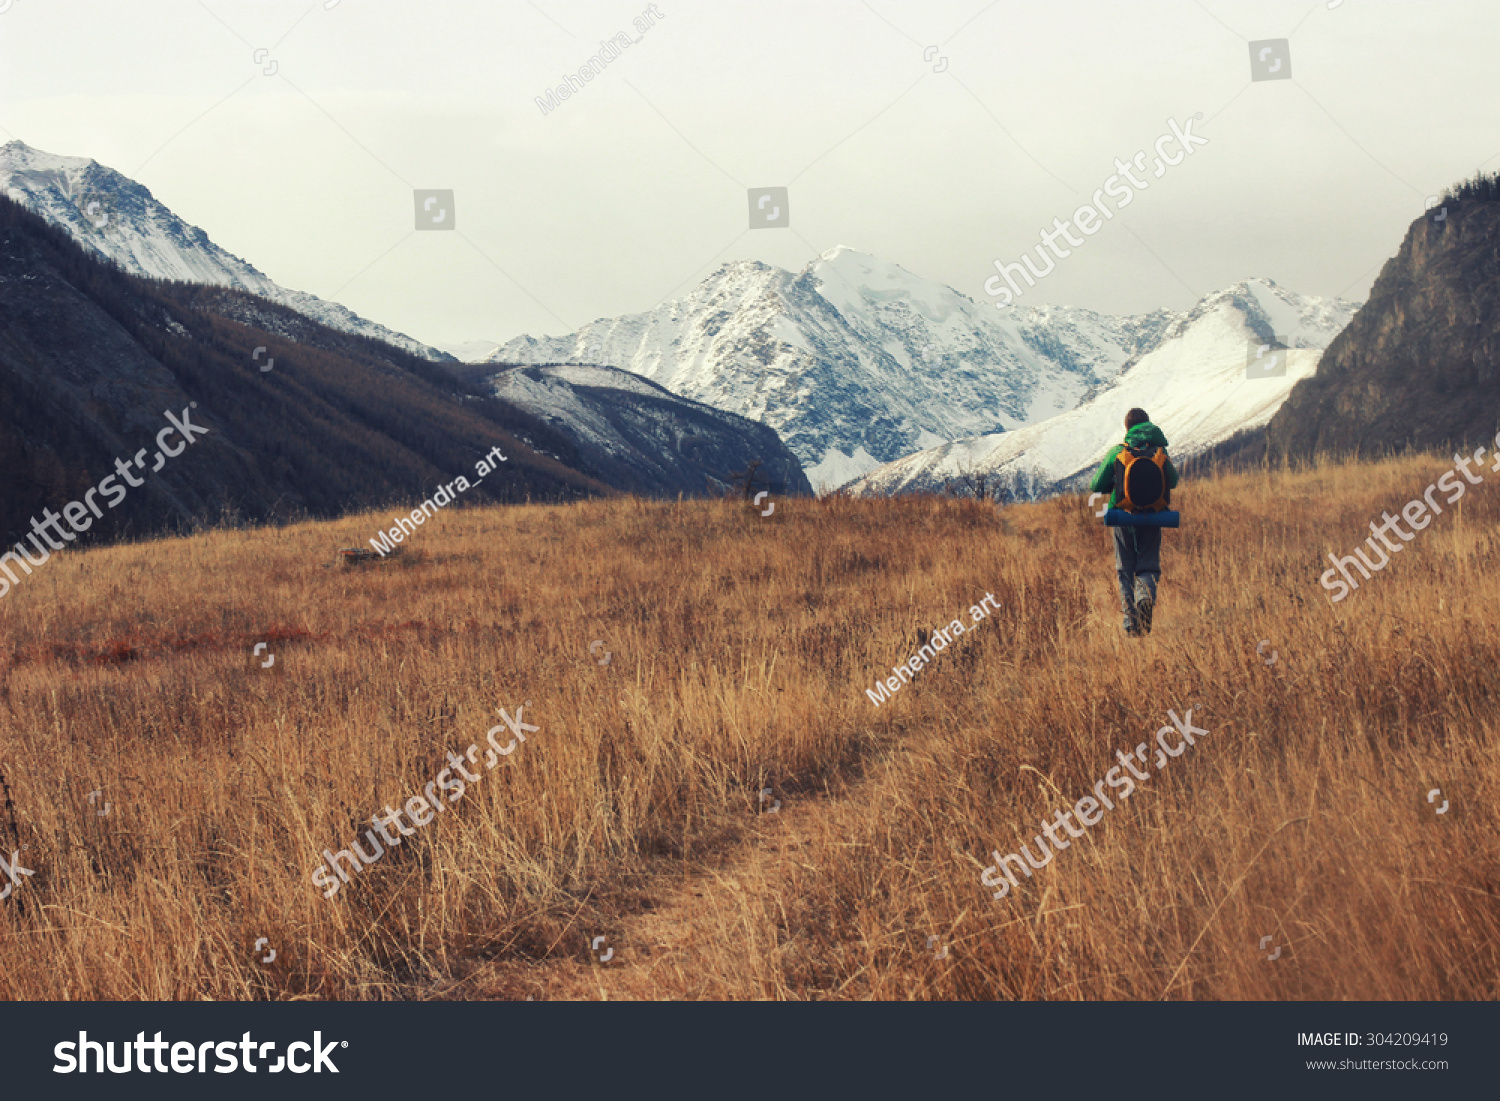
[0,455,1492,1000]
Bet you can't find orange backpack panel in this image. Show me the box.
[1115,441,1170,512]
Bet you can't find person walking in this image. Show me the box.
[1088,408,1178,637]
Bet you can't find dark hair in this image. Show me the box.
[1125,408,1149,429]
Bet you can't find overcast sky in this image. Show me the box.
[2,0,1497,349]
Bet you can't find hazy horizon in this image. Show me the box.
[3,0,1497,350]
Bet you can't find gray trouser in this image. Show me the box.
[1113,525,1161,614]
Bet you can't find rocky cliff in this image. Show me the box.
[1267,198,1500,461]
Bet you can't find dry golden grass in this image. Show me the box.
[0,452,1496,1000]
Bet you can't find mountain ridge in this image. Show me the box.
[491,246,1177,490]
[0,190,612,544]
[455,361,814,498]
[1268,197,1500,461]
[0,140,450,362]
[842,278,1361,499]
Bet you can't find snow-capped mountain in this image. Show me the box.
[492,246,1175,491]
[0,140,448,361]
[434,339,502,363]
[842,279,1361,498]
[480,363,813,498]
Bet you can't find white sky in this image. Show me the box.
[2,0,1497,349]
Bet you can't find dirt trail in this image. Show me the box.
[466,788,845,1001]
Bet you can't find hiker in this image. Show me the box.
[1088,408,1178,637]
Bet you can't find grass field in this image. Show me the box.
[0,452,1495,1000]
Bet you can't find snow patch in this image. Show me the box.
[807,445,882,495]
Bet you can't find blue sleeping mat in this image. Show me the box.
[1104,509,1180,528]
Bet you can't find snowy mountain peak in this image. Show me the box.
[0,141,448,361]
[1,139,271,283]
[843,280,1362,499]
[803,246,970,328]
[806,245,914,286]
[492,248,1175,491]
[1,140,97,180]
[1170,276,1353,351]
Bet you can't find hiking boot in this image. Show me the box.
[1135,594,1154,635]
[1122,613,1141,637]
[1133,577,1157,635]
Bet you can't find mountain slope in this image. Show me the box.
[0,192,610,545]
[843,279,1359,498]
[469,363,813,498]
[435,339,502,363]
[492,247,1174,490]
[1268,197,1500,461]
[0,140,448,362]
